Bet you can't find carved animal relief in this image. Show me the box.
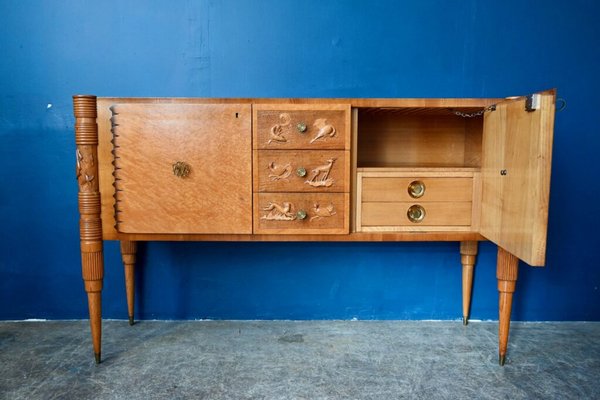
[268,162,292,181]
[76,148,96,192]
[305,158,336,187]
[267,113,291,145]
[310,118,336,144]
[310,203,337,221]
[261,202,296,221]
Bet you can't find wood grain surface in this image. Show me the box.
[255,150,349,193]
[111,103,252,234]
[254,193,349,234]
[480,91,555,266]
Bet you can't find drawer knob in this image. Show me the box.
[407,204,426,223]
[408,180,425,198]
[172,161,191,178]
[296,167,307,177]
[296,122,307,133]
[296,210,307,220]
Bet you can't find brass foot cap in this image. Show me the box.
[462,317,468,326]
[499,354,506,366]
[95,352,101,364]
[129,316,134,326]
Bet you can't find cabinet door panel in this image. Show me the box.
[480,90,555,266]
[111,103,252,234]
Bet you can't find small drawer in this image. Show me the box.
[361,202,472,227]
[361,177,473,202]
[254,193,349,234]
[254,104,350,150]
[256,150,348,193]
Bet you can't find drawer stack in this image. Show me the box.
[253,104,351,234]
[357,169,478,232]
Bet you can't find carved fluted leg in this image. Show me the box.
[120,241,138,325]
[497,247,519,366]
[460,241,478,325]
[74,95,104,364]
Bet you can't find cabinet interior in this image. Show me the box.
[356,107,483,170]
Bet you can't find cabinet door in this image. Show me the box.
[480,90,555,266]
[111,103,252,234]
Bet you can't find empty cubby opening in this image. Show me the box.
[356,107,483,169]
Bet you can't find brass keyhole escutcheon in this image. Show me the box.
[296,167,307,177]
[408,180,425,199]
[407,204,426,223]
[172,161,191,178]
[296,210,307,220]
[296,122,307,133]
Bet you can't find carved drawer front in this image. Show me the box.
[111,103,252,234]
[256,150,348,193]
[254,104,350,150]
[254,193,349,234]
[361,177,473,202]
[361,202,472,227]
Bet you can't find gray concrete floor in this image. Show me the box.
[0,321,599,399]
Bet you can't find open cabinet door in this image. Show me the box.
[480,90,556,266]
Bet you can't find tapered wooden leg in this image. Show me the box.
[497,246,519,366]
[74,95,104,364]
[120,241,138,325]
[460,241,478,325]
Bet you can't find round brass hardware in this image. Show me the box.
[408,180,426,199]
[296,167,307,177]
[172,161,191,178]
[296,210,307,220]
[407,204,426,223]
[296,122,307,133]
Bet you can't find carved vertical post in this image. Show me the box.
[497,246,519,366]
[74,95,104,364]
[120,241,138,325]
[460,241,478,325]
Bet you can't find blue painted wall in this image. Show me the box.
[1,0,599,321]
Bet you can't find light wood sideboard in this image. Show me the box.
[73,91,556,365]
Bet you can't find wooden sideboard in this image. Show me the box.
[73,91,555,365]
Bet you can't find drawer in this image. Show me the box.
[361,202,472,227]
[254,104,350,150]
[255,150,349,193]
[361,177,473,202]
[254,193,349,234]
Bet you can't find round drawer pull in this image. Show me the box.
[296,167,307,177]
[172,161,191,178]
[296,122,307,133]
[408,180,425,198]
[407,204,426,223]
[296,210,307,220]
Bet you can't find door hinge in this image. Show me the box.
[525,94,541,112]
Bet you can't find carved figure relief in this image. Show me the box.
[268,162,292,181]
[310,118,336,144]
[76,148,96,192]
[261,202,296,221]
[305,158,336,187]
[310,203,337,221]
[267,113,291,144]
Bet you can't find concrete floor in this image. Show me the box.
[0,321,599,399]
